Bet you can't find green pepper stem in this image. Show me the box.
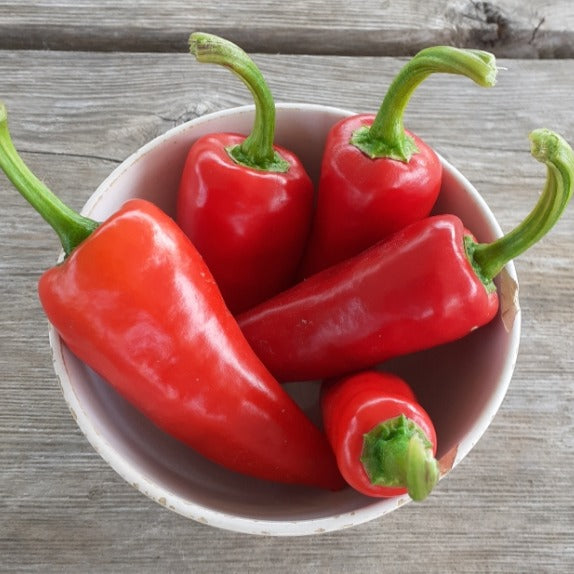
[0,103,98,256]
[352,46,498,162]
[361,414,439,501]
[189,32,289,172]
[470,129,574,282]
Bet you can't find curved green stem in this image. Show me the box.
[469,129,574,283]
[0,103,98,256]
[361,414,439,501]
[351,46,498,162]
[189,32,289,172]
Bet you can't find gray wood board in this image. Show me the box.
[1,51,573,572]
[0,0,573,57]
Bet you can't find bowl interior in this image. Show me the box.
[53,104,521,536]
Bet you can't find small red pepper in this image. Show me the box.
[177,33,314,314]
[239,129,573,381]
[321,371,439,500]
[0,103,344,491]
[299,46,498,277]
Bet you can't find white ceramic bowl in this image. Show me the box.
[50,104,521,536]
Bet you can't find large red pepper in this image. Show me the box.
[321,371,438,500]
[177,33,314,314]
[239,129,573,381]
[299,46,498,277]
[0,103,344,491]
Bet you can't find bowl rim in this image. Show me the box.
[49,102,521,536]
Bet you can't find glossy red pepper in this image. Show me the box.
[299,47,498,277]
[177,33,314,314]
[321,371,439,500]
[0,103,344,491]
[239,129,573,381]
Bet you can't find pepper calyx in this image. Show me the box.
[350,125,419,163]
[226,144,291,173]
[361,413,439,501]
[464,235,497,293]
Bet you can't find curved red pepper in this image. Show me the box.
[0,103,344,491]
[239,129,573,382]
[241,214,498,381]
[321,371,438,500]
[300,47,498,277]
[177,33,314,314]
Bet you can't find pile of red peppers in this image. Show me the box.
[1,32,573,504]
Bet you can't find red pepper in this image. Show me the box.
[299,47,498,277]
[321,371,439,500]
[177,33,314,314]
[239,129,573,381]
[0,103,344,491]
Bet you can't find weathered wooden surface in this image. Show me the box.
[0,49,573,572]
[0,0,573,57]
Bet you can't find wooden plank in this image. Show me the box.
[1,51,573,572]
[0,0,573,57]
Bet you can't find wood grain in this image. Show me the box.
[1,51,573,573]
[0,0,573,57]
